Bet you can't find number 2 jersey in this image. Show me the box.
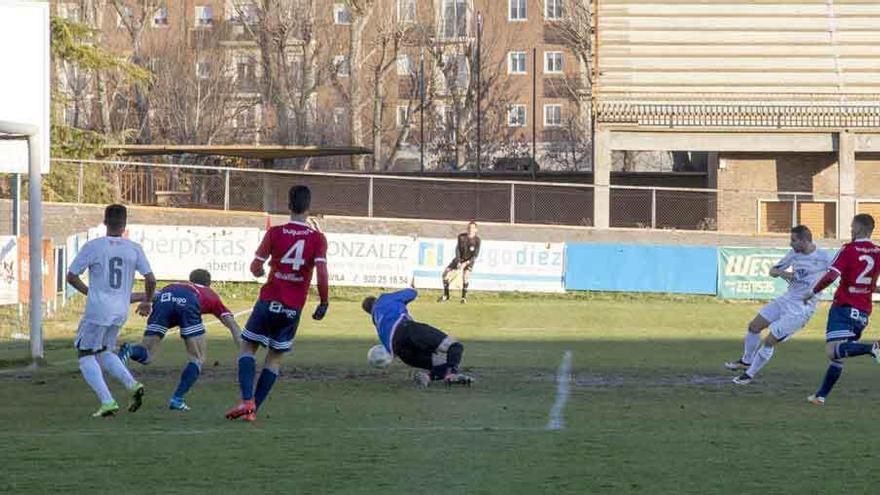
[68,236,152,326]
[825,239,880,314]
[253,221,328,309]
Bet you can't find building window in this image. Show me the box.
[397,55,414,76]
[235,57,256,90]
[396,105,410,128]
[235,106,255,129]
[441,0,468,39]
[58,3,81,21]
[508,51,527,74]
[545,51,563,73]
[195,60,210,79]
[397,0,416,23]
[333,4,352,24]
[117,6,134,27]
[152,7,169,27]
[508,104,527,127]
[195,6,214,27]
[442,53,469,91]
[230,2,257,24]
[333,107,346,126]
[333,55,350,77]
[509,0,526,21]
[545,0,563,20]
[544,104,562,126]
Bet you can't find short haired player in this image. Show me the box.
[363,289,473,387]
[724,225,832,384]
[66,204,156,417]
[438,221,481,304]
[120,269,242,411]
[805,214,880,405]
[226,185,330,421]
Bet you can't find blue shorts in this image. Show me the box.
[825,305,869,343]
[242,300,301,353]
[145,287,205,339]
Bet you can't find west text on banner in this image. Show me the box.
[717,247,838,300]
[323,233,416,288]
[564,244,718,295]
[412,238,565,293]
[0,236,18,305]
[126,225,262,282]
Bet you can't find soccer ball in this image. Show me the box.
[367,344,392,368]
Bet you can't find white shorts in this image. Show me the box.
[758,299,814,341]
[74,320,122,352]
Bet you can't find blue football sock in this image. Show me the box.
[836,342,874,359]
[172,362,201,400]
[130,344,149,364]
[254,368,278,409]
[816,361,844,398]
[238,355,256,401]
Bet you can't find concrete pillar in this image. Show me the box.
[593,126,612,229]
[838,131,856,239]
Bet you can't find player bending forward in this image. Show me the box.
[66,204,156,417]
[120,269,242,411]
[805,214,880,405]
[226,185,329,422]
[438,221,481,304]
[363,288,473,387]
[724,225,832,384]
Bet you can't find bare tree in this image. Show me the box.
[542,0,593,170]
[149,33,250,145]
[344,0,377,171]
[111,0,160,143]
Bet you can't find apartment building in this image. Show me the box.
[53,0,587,170]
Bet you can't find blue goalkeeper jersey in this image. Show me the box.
[371,289,417,353]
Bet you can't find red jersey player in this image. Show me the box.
[121,268,242,411]
[226,185,329,421]
[806,213,880,405]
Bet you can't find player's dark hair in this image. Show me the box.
[104,204,127,229]
[189,269,211,286]
[468,221,477,227]
[289,185,311,215]
[361,296,376,314]
[791,225,812,242]
[854,213,875,234]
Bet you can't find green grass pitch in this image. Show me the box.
[2,287,880,493]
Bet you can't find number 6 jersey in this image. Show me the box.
[68,236,153,326]
[254,221,328,309]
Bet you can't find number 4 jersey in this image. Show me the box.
[827,239,880,314]
[254,221,328,309]
[68,236,153,326]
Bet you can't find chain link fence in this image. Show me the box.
[36,159,725,231]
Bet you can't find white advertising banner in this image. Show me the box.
[0,236,18,305]
[412,238,565,293]
[126,225,263,282]
[323,233,416,288]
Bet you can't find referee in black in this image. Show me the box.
[438,221,481,304]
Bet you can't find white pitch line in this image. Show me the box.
[546,350,573,431]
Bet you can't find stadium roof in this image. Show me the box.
[106,144,373,159]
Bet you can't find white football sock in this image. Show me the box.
[97,351,138,390]
[746,345,775,378]
[741,330,761,363]
[79,355,114,404]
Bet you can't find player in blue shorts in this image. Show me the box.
[120,269,241,411]
[362,288,473,387]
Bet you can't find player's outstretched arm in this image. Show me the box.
[66,272,89,296]
[220,314,243,345]
[807,269,840,301]
[130,292,146,303]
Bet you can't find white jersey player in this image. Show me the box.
[724,225,832,384]
[66,205,156,417]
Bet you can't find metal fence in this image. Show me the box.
[44,159,722,231]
